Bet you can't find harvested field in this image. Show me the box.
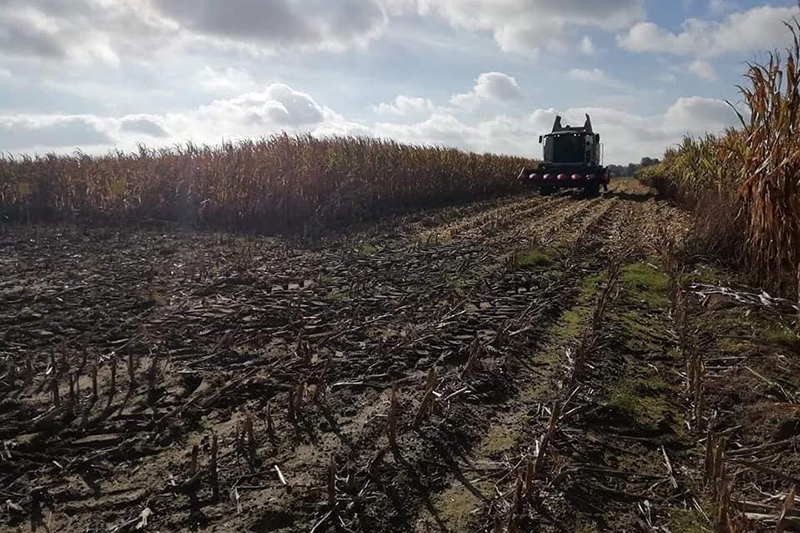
[2,180,799,532]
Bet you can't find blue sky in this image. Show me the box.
[1,0,798,163]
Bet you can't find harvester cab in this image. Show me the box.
[517,114,610,196]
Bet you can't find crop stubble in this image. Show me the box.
[0,181,737,532]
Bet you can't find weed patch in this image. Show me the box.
[666,508,708,533]
[511,246,553,268]
[762,327,800,351]
[622,262,670,308]
[358,243,378,256]
[607,375,681,435]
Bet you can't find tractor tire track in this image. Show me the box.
[403,195,642,533]
[418,192,575,243]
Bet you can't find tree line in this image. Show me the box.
[607,157,660,177]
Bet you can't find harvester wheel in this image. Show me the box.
[585,183,601,197]
[539,186,554,196]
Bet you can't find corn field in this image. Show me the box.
[638,19,800,289]
[0,135,532,232]
[637,133,744,206]
[737,20,800,281]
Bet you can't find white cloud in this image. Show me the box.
[179,84,329,136]
[151,0,387,53]
[372,95,438,117]
[198,66,257,94]
[0,79,744,166]
[119,115,169,137]
[388,0,644,54]
[580,36,596,55]
[0,115,114,150]
[374,96,743,163]
[451,72,523,108]
[708,0,734,16]
[618,5,798,58]
[0,83,356,153]
[0,68,11,79]
[374,73,525,123]
[660,95,740,132]
[0,0,175,65]
[0,0,388,66]
[688,59,718,81]
[568,68,635,92]
[374,113,477,147]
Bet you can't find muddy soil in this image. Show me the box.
[1,180,798,533]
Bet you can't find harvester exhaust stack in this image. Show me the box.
[551,114,594,133]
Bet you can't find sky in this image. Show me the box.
[1,0,799,164]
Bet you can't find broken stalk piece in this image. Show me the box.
[245,411,257,468]
[460,337,482,379]
[210,433,220,501]
[25,354,33,386]
[328,456,336,510]
[413,367,437,429]
[534,402,561,476]
[91,359,98,400]
[266,402,274,434]
[387,382,398,448]
[51,376,60,408]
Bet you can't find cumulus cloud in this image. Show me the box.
[163,84,331,143]
[374,96,743,163]
[389,0,644,54]
[451,72,523,108]
[0,78,744,165]
[151,0,386,53]
[0,0,645,65]
[258,84,327,126]
[0,0,175,64]
[0,83,357,154]
[0,115,114,150]
[618,5,798,58]
[372,95,438,117]
[120,115,169,137]
[0,0,387,67]
[375,73,524,121]
[660,96,740,132]
[374,113,477,147]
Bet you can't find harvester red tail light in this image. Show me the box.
[557,174,568,181]
[543,174,553,180]
[571,174,582,180]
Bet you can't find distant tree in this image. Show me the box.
[607,164,624,176]
[608,158,660,176]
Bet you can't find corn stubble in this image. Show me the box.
[0,135,532,232]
